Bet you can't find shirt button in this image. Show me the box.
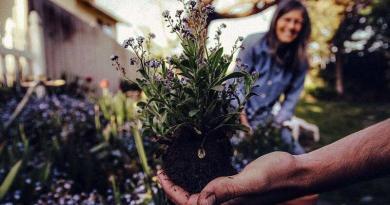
[260,93,266,98]
[267,80,272,85]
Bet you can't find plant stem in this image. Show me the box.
[131,123,157,202]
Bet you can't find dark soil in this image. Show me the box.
[162,127,237,193]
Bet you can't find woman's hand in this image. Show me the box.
[240,111,253,136]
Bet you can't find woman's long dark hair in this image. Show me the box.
[265,0,311,70]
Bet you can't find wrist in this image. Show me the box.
[248,153,315,203]
[290,154,318,193]
[266,154,317,197]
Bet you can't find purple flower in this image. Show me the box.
[182,28,193,39]
[162,10,170,18]
[136,36,145,44]
[110,55,118,61]
[154,74,163,83]
[122,37,134,48]
[130,58,137,65]
[148,59,161,68]
[166,69,174,80]
[172,25,180,33]
[180,77,189,85]
[189,0,196,8]
[166,57,174,65]
[148,33,156,39]
[176,10,184,18]
[204,5,215,14]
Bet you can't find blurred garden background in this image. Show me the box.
[0,0,389,204]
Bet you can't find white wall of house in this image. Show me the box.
[0,0,34,86]
[1,0,134,91]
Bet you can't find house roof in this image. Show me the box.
[77,0,128,24]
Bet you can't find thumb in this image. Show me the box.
[197,175,241,205]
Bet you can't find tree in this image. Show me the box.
[330,0,389,96]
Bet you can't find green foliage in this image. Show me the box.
[306,0,389,65]
[114,1,257,152]
[313,0,390,99]
[0,160,22,200]
[97,91,164,203]
[306,0,351,68]
[0,92,165,204]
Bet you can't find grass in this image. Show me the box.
[295,98,390,204]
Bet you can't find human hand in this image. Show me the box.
[240,111,253,136]
[158,151,298,205]
[157,170,199,205]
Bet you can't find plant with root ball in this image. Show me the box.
[112,0,257,193]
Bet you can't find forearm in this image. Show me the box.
[293,119,390,194]
[248,119,390,204]
[198,120,390,205]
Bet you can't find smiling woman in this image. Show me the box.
[275,9,304,43]
[238,0,312,155]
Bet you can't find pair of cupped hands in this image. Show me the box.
[157,151,297,205]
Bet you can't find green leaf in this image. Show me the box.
[178,72,194,81]
[182,40,197,57]
[90,142,109,153]
[214,71,248,87]
[41,162,51,182]
[209,48,224,67]
[136,78,146,86]
[161,60,167,75]
[193,127,202,135]
[189,109,200,117]
[138,68,148,79]
[208,112,240,125]
[210,123,250,133]
[0,160,22,200]
[183,87,195,96]
[147,98,166,106]
[18,125,29,153]
[203,101,218,117]
[132,127,152,176]
[211,85,224,92]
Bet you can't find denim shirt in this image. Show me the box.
[237,33,307,127]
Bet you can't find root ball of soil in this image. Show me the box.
[162,127,237,193]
